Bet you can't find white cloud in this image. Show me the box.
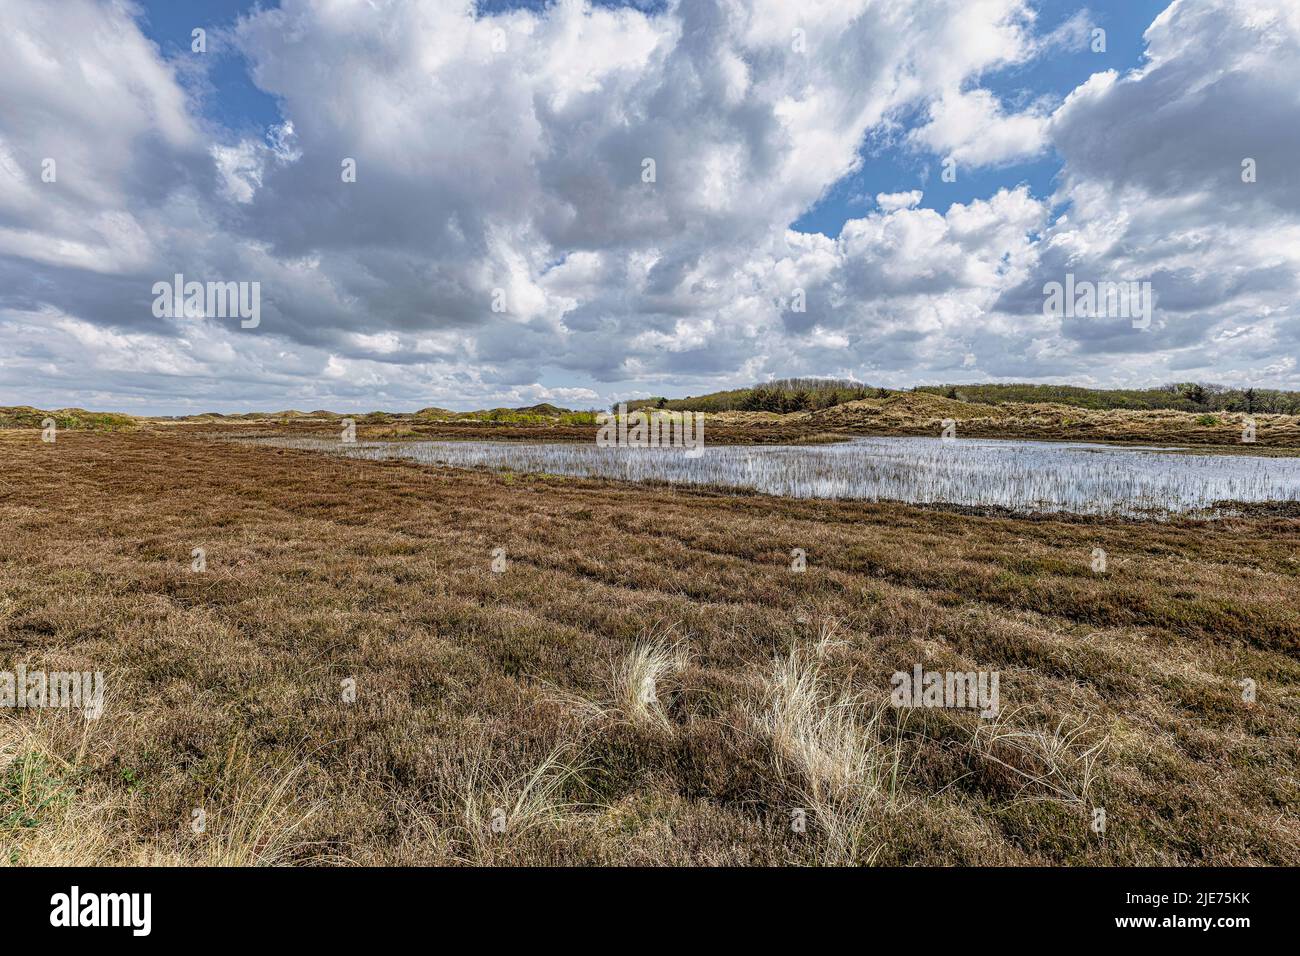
[876,190,924,212]
[908,88,1050,167]
[0,0,1296,412]
[1005,0,1300,382]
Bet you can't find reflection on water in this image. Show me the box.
[254,436,1300,516]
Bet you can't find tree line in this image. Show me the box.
[622,380,1300,416]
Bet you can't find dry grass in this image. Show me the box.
[197,737,322,866]
[968,708,1109,807]
[750,647,895,803]
[610,631,689,732]
[543,623,688,732]
[748,645,910,864]
[1,426,1297,865]
[454,742,592,864]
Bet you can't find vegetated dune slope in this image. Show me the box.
[707,392,1300,446]
[6,391,1300,447]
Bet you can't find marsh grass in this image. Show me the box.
[747,645,913,864]
[751,648,884,801]
[198,736,323,866]
[968,709,1110,808]
[444,740,594,864]
[542,623,689,732]
[257,435,1300,516]
[610,633,689,732]
[1,428,1296,865]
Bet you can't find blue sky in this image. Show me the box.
[136,0,1169,232]
[797,0,1172,232]
[2,0,1296,413]
[135,0,283,132]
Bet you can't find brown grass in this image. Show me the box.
[1,426,1297,865]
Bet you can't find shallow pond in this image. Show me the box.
[257,436,1300,516]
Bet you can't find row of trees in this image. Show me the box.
[1158,383,1299,414]
[629,380,1300,416]
[624,378,882,413]
[741,379,885,413]
[919,382,1300,414]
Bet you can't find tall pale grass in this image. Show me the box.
[752,648,896,801]
[452,743,585,863]
[610,637,688,731]
[748,647,908,864]
[543,625,688,732]
[199,738,322,866]
[968,708,1109,807]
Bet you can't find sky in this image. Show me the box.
[0,0,1297,414]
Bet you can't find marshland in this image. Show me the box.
[5,0,1300,881]
[2,411,1298,866]
[250,434,1300,516]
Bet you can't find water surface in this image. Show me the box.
[257,436,1300,516]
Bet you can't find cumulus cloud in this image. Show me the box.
[908,88,1051,168]
[997,0,1300,384]
[0,0,1297,411]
